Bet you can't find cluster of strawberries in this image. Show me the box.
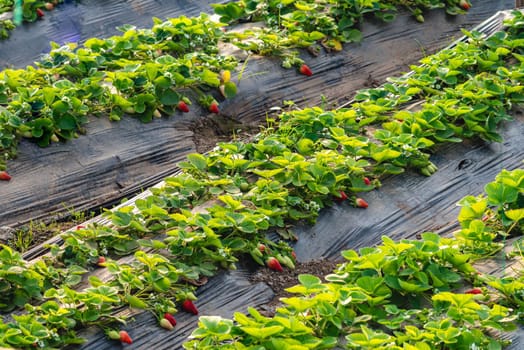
[107,300,198,344]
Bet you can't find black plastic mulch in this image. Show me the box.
[0,1,522,348]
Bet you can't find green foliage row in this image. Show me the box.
[184,168,524,350]
[215,0,471,67]
[0,0,475,171]
[0,13,236,170]
[0,8,521,349]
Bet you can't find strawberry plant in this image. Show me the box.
[214,0,471,67]
[0,13,238,171]
[184,167,524,349]
[1,1,515,174]
[0,8,523,349]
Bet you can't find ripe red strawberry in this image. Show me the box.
[355,198,368,208]
[363,177,371,185]
[209,102,219,114]
[459,0,470,10]
[266,257,283,272]
[299,64,313,77]
[160,318,174,330]
[119,330,132,344]
[177,101,190,113]
[97,256,106,267]
[75,225,85,230]
[36,8,45,17]
[465,288,482,295]
[0,171,11,181]
[291,251,297,261]
[335,190,348,203]
[163,313,177,327]
[182,299,198,315]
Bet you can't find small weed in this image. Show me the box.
[8,206,96,253]
[9,221,39,253]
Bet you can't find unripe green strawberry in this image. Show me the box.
[160,318,174,330]
[239,182,249,192]
[277,254,295,269]
[107,330,120,340]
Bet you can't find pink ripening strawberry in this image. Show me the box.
[97,256,106,267]
[334,190,348,203]
[355,198,368,208]
[459,0,471,10]
[266,257,283,272]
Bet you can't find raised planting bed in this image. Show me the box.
[0,0,515,227]
[0,7,519,349]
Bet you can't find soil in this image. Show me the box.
[190,114,260,154]
[250,258,339,317]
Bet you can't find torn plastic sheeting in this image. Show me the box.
[0,1,516,227]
